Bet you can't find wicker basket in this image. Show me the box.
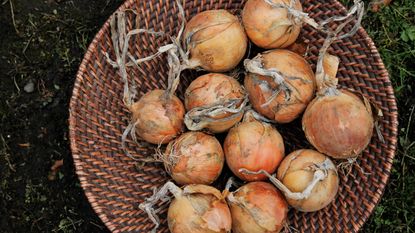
[69,0,398,232]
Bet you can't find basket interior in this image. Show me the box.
[69,0,398,232]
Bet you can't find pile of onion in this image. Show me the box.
[183,10,248,72]
[240,149,339,212]
[242,0,303,49]
[184,73,247,133]
[224,111,285,181]
[226,179,288,233]
[140,182,232,233]
[161,131,224,185]
[244,49,315,123]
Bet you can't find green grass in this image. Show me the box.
[358,0,415,232]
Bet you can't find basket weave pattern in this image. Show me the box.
[69,0,398,232]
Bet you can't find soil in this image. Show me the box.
[0,0,123,232]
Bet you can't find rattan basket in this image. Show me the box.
[69,0,398,232]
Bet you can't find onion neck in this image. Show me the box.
[315,53,340,96]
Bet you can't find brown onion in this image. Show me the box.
[276,149,339,212]
[303,90,374,159]
[301,2,371,159]
[244,49,315,123]
[224,112,285,181]
[242,0,302,49]
[140,182,232,233]
[184,73,247,133]
[162,131,224,185]
[130,89,184,144]
[184,10,248,72]
[302,51,374,159]
[227,181,288,233]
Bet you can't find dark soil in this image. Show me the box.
[0,0,414,233]
[0,0,123,232]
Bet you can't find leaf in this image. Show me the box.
[371,0,393,12]
[400,26,415,42]
[48,159,63,181]
[401,30,409,42]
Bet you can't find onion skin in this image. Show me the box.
[302,90,374,159]
[276,149,339,212]
[130,89,184,144]
[184,10,248,72]
[165,131,224,185]
[185,73,245,132]
[224,118,285,181]
[242,0,302,49]
[229,182,288,233]
[245,49,315,123]
[168,185,232,233]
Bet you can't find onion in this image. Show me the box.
[240,149,339,212]
[224,111,285,181]
[242,0,303,49]
[244,49,315,123]
[300,1,371,159]
[302,88,374,159]
[226,181,288,233]
[184,73,247,133]
[161,131,224,185]
[183,10,248,72]
[276,149,339,212]
[140,182,232,233]
[130,89,185,144]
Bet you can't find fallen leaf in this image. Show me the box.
[18,143,30,148]
[371,0,393,12]
[48,159,63,181]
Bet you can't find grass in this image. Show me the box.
[357,1,415,232]
[0,0,414,232]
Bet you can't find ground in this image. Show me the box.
[0,0,414,232]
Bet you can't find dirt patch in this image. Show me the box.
[0,0,122,232]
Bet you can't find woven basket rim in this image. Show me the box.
[69,0,399,232]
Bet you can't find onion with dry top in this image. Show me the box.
[244,49,315,123]
[226,180,288,233]
[300,0,373,159]
[276,149,339,212]
[184,73,247,133]
[161,131,224,185]
[242,0,303,49]
[140,182,232,233]
[224,111,285,181]
[184,10,248,72]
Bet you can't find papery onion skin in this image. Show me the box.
[184,10,248,72]
[302,90,374,159]
[242,0,302,49]
[276,149,339,212]
[185,73,245,132]
[229,182,288,233]
[224,119,285,181]
[168,184,232,233]
[245,49,315,123]
[130,89,184,144]
[165,131,224,185]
